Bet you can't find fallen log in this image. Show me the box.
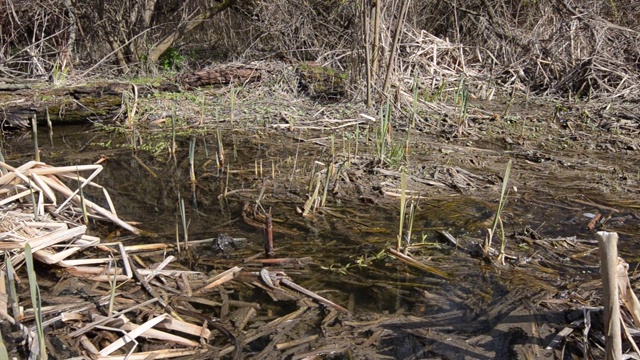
[0,64,263,129]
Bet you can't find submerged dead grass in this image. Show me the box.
[0,143,639,359]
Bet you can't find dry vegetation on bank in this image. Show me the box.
[2,1,640,359]
[1,0,639,104]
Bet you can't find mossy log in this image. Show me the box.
[0,65,260,130]
[0,83,133,130]
[294,63,347,100]
[179,65,262,88]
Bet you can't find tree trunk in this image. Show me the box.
[148,0,238,63]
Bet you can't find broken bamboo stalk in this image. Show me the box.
[37,174,140,234]
[596,231,622,360]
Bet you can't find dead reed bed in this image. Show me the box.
[0,161,362,359]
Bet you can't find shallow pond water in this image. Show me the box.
[2,123,640,323]
[3,126,512,312]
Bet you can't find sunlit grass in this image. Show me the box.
[397,172,407,250]
[484,159,513,264]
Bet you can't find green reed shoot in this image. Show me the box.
[131,123,137,153]
[425,80,446,102]
[405,73,419,160]
[5,253,20,319]
[455,75,469,134]
[454,74,464,105]
[308,161,318,193]
[46,108,53,146]
[496,216,507,265]
[230,87,237,123]
[77,170,88,224]
[354,124,360,158]
[397,172,407,250]
[224,165,230,197]
[28,180,39,221]
[385,144,405,169]
[503,87,516,118]
[178,193,188,246]
[484,159,512,260]
[0,149,6,176]
[303,177,321,216]
[25,244,47,360]
[405,199,416,251]
[31,115,39,162]
[290,136,301,182]
[202,138,209,158]
[376,100,391,163]
[334,162,345,186]
[232,138,238,161]
[459,91,468,133]
[175,222,181,254]
[0,327,8,359]
[321,162,333,207]
[170,108,177,159]
[256,186,266,208]
[330,134,335,162]
[216,128,224,168]
[108,257,118,315]
[51,57,69,86]
[365,124,370,145]
[199,94,205,125]
[189,136,196,183]
[411,72,419,129]
[125,84,139,129]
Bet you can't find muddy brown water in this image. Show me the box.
[3,123,640,357]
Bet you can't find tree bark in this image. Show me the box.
[148,0,238,63]
[63,0,77,62]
